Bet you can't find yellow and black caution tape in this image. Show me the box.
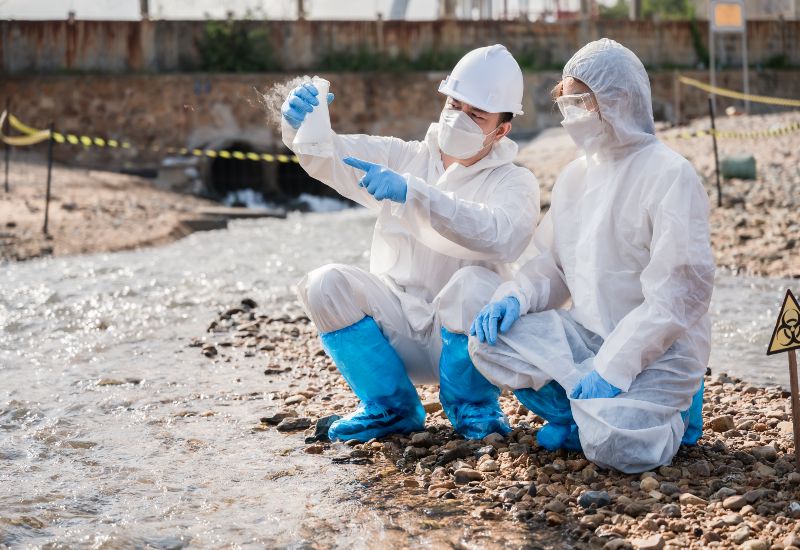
[1,111,299,164]
[662,120,800,141]
[678,76,800,108]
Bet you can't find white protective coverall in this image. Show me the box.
[283,120,540,384]
[468,38,716,473]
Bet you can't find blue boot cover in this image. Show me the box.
[536,422,582,452]
[320,316,425,442]
[514,381,574,425]
[438,328,510,439]
[680,379,704,446]
[516,381,581,451]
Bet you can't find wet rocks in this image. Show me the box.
[276,417,311,432]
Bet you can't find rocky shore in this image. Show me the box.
[200,301,800,549]
[517,110,800,279]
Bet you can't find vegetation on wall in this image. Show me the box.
[197,19,280,72]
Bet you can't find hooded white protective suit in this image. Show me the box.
[282,119,540,384]
[468,38,715,473]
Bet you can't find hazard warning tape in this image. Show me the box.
[662,120,800,141]
[0,111,299,164]
[678,76,800,108]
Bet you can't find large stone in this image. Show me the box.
[741,540,767,550]
[678,493,708,506]
[750,445,778,462]
[410,431,433,447]
[276,417,312,431]
[730,526,751,544]
[454,468,483,484]
[687,460,712,477]
[631,534,664,550]
[709,415,735,432]
[579,490,612,509]
[723,495,746,510]
[640,477,660,492]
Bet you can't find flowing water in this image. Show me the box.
[0,209,796,547]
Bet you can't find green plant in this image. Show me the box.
[197,20,279,72]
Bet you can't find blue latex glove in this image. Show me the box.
[569,370,622,400]
[342,157,407,203]
[281,83,335,129]
[469,296,521,346]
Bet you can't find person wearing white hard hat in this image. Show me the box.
[279,44,539,442]
[468,38,714,473]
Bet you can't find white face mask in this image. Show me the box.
[561,108,605,152]
[437,109,501,160]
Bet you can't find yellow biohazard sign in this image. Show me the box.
[767,289,800,355]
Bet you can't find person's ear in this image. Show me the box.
[496,122,511,141]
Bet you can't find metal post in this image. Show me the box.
[43,122,54,235]
[709,18,717,116]
[673,71,682,125]
[742,15,750,114]
[788,350,800,470]
[3,98,9,193]
[708,97,722,208]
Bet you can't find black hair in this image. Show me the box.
[499,112,514,124]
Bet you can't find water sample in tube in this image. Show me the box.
[293,76,333,157]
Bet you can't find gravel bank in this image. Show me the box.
[202,301,800,549]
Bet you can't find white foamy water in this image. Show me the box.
[0,208,795,546]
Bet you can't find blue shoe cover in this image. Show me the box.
[328,402,425,442]
[680,380,704,446]
[537,422,582,452]
[320,316,424,442]
[514,381,574,425]
[438,328,510,439]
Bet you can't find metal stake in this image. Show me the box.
[789,349,800,470]
[708,97,722,207]
[3,98,9,193]
[43,122,54,235]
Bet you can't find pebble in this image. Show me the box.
[284,394,307,405]
[482,433,506,448]
[723,495,747,510]
[661,503,682,518]
[640,477,660,492]
[261,411,297,425]
[631,534,664,550]
[709,415,735,432]
[687,460,711,477]
[276,417,311,432]
[742,540,769,550]
[454,468,483,484]
[474,445,496,459]
[750,445,777,462]
[304,444,324,454]
[579,490,611,509]
[410,432,433,447]
[730,525,751,544]
[659,482,680,496]
[678,493,708,506]
[545,499,566,513]
[478,459,499,473]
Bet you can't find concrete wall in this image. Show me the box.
[1,19,799,75]
[3,69,798,173]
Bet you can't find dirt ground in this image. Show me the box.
[0,160,218,262]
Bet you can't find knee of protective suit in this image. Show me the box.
[436,266,502,334]
[297,264,363,333]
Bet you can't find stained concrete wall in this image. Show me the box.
[1,19,799,75]
[2,69,798,172]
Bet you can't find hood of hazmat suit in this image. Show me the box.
[470,38,715,473]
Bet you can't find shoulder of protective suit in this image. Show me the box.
[496,162,540,188]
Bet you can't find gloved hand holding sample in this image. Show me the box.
[281,82,335,129]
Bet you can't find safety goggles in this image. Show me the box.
[555,93,599,118]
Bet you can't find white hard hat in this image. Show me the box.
[438,44,524,115]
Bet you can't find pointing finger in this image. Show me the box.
[343,156,378,173]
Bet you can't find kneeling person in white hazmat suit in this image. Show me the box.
[280,45,540,442]
[467,39,714,473]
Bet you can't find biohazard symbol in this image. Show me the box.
[767,289,800,356]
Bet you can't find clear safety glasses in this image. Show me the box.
[556,93,599,118]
